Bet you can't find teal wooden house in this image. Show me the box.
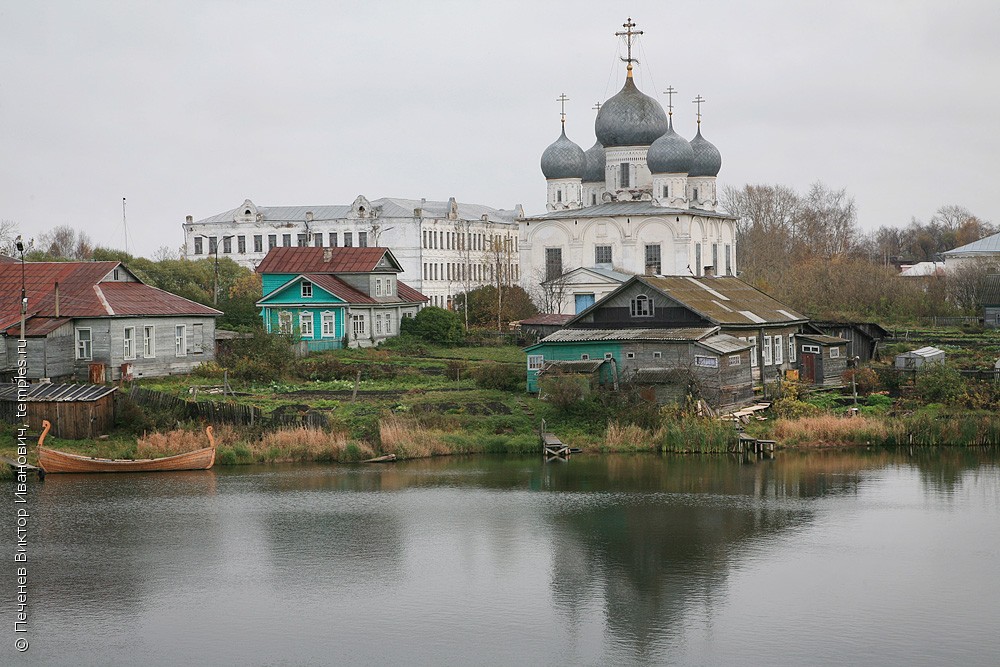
[256,246,427,350]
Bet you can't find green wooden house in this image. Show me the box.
[256,246,427,350]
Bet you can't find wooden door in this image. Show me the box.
[801,352,816,383]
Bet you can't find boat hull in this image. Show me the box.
[38,445,216,473]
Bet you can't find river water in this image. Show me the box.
[5,449,1000,666]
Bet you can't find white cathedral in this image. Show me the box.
[518,18,738,314]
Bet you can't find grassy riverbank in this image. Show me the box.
[6,335,1000,478]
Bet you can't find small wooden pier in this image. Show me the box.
[734,433,776,457]
[540,420,570,459]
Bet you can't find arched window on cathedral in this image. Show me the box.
[630,294,653,317]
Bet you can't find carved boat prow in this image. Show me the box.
[38,420,217,474]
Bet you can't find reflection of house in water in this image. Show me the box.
[539,454,876,655]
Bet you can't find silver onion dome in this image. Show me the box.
[540,127,587,179]
[689,128,722,177]
[647,121,694,174]
[582,140,606,182]
[594,77,669,148]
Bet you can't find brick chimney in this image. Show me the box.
[55,282,60,317]
[704,266,715,278]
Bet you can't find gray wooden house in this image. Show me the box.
[526,327,754,411]
[795,334,849,386]
[809,321,888,363]
[1,261,221,381]
[566,275,810,386]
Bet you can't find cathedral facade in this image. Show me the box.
[519,19,738,314]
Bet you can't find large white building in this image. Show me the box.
[183,195,522,309]
[520,18,738,314]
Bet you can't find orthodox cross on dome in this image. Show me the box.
[557,93,570,127]
[693,95,706,126]
[615,17,643,77]
[592,101,602,113]
[663,86,677,118]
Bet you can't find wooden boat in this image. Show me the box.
[37,420,217,474]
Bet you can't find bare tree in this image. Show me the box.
[0,220,22,256]
[153,245,179,261]
[530,268,571,314]
[38,225,93,259]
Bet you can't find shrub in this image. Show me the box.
[470,362,522,391]
[399,307,465,345]
[841,367,880,395]
[915,363,964,404]
[222,329,295,381]
[192,361,226,378]
[538,372,588,411]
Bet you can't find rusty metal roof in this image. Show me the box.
[0,383,117,402]
[539,327,719,344]
[255,247,402,274]
[257,273,427,306]
[97,283,221,316]
[519,313,574,326]
[0,261,220,325]
[633,276,806,326]
[4,317,73,337]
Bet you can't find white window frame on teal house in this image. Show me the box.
[123,326,136,360]
[75,327,92,360]
[143,325,155,358]
[527,355,543,371]
[301,281,313,298]
[278,311,292,334]
[321,311,336,337]
[299,311,313,338]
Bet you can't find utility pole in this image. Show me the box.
[16,236,26,340]
[198,234,233,305]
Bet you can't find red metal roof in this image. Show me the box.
[397,282,429,303]
[4,317,73,337]
[98,283,221,316]
[305,274,377,304]
[255,247,401,274]
[0,261,220,325]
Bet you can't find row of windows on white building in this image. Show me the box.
[421,229,518,253]
[193,231,370,256]
[544,242,734,281]
[422,261,519,283]
[74,325,203,361]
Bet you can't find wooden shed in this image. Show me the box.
[0,383,117,439]
[796,334,849,386]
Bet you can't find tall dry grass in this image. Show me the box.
[379,415,453,458]
[137,428,214,457]
[603,421,656,452]
[254,427,373,462]
[771,414,887,446]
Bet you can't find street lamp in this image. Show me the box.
[198,234,234,305]
[15,235,26,341]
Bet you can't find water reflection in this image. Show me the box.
[8,448,999,666]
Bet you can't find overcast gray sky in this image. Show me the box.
[3,1,999,257]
